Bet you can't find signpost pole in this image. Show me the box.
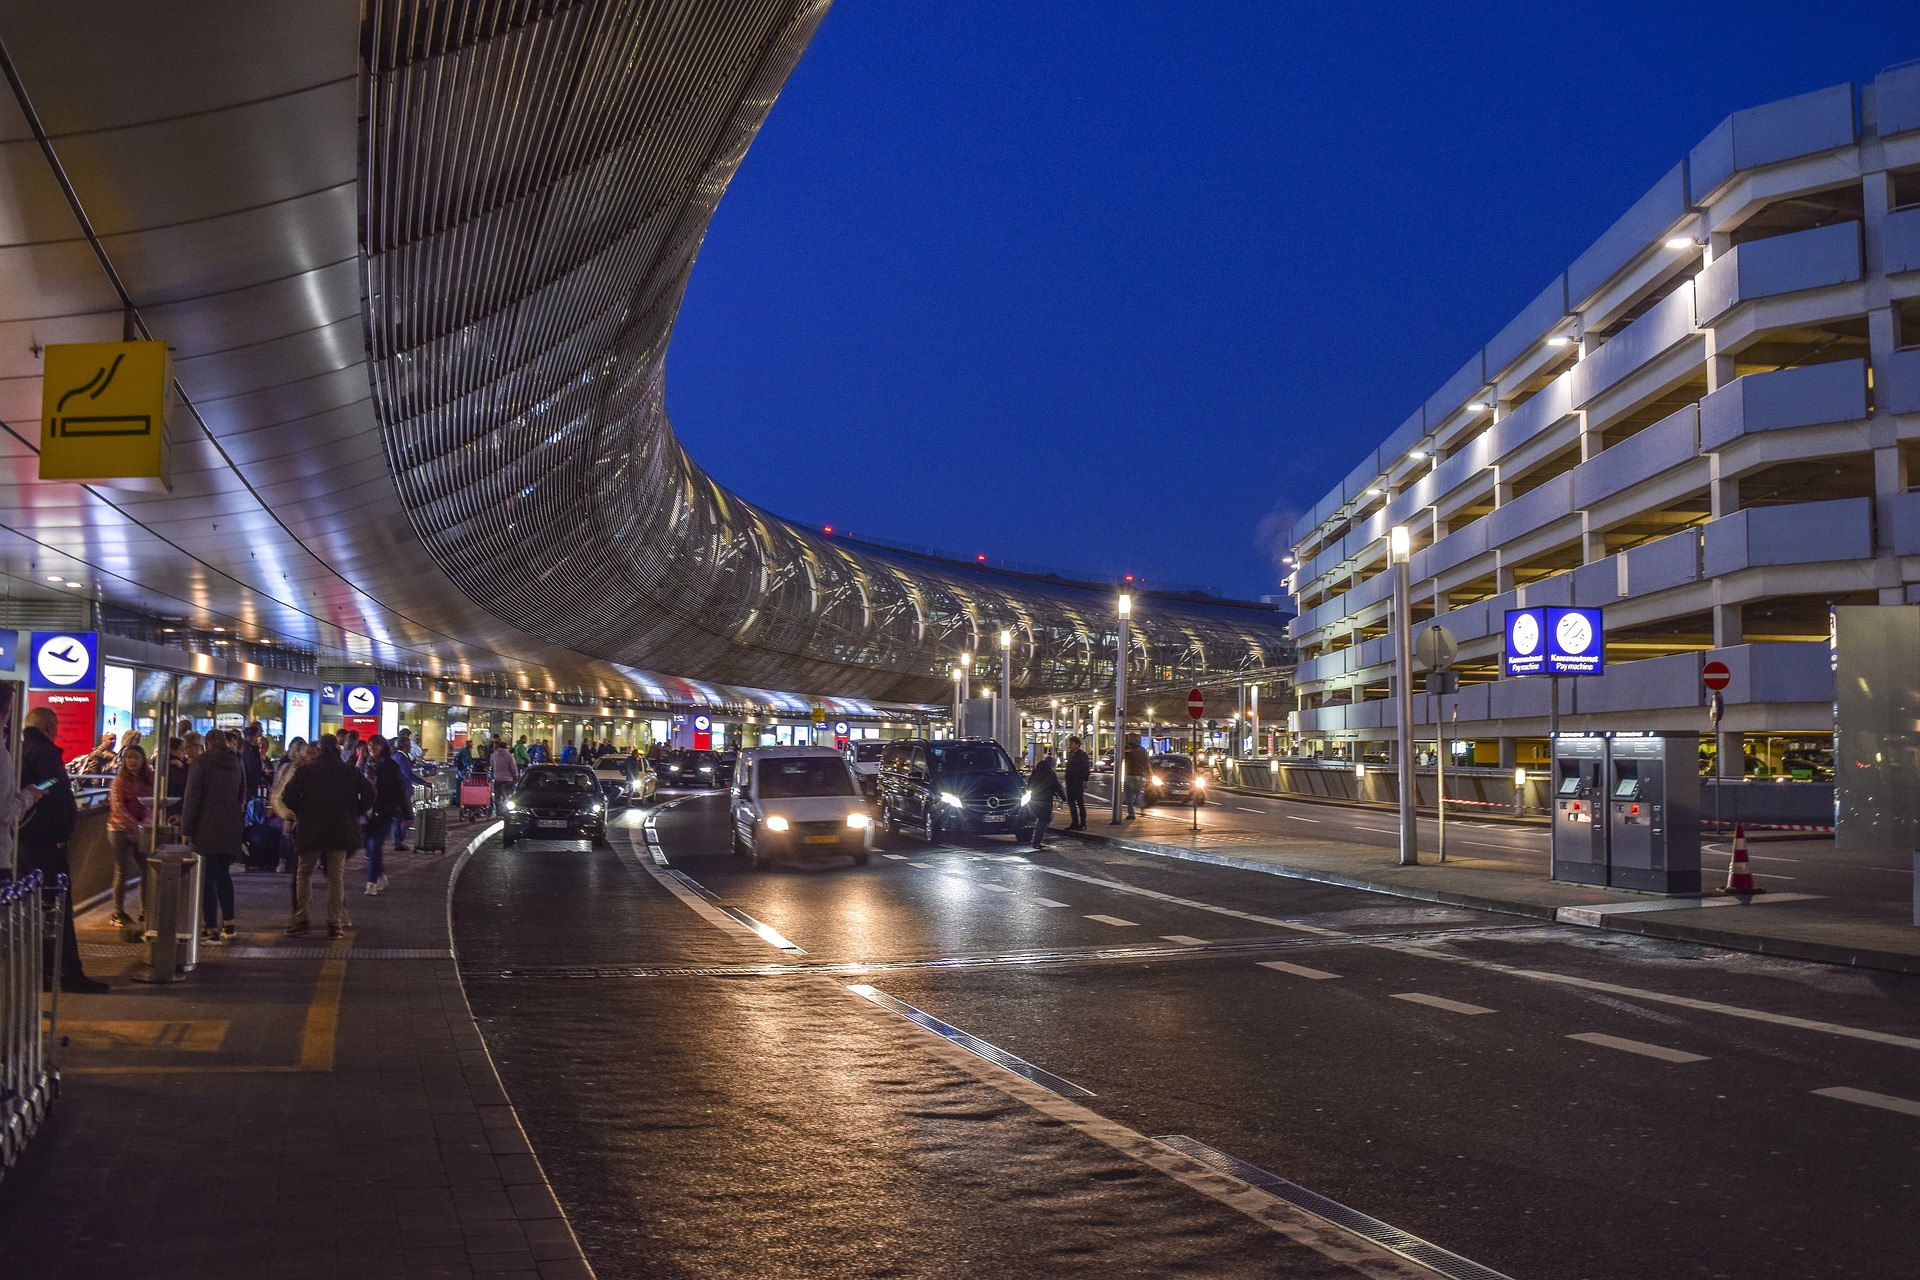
[1435,688,1447,863]
[1390,527,1417,866]
[1111,594,1131,826]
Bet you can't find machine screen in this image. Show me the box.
[1613,779,1639,799]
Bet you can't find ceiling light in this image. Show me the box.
[63,581,81,589]
[1467,401,1490,412]
[1365,487,1384,496]
[44,574,61,582]
[1664,236,1700,250]
[1547,334,1575,348]
[1409,449,1429,460]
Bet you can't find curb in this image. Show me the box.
[1066,828,1920,976]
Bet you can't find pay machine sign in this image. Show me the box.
[1504,606,1604,677]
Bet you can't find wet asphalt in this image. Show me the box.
[453,790,1920,1279]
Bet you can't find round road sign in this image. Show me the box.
[1701,660,1731,692]
[1187,689,1204,720]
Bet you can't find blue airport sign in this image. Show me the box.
[29,630,98,690]
[342,684,380,717]
[1504,606,1604,677]
[0,629,16,672]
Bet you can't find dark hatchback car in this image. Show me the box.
[502,765,608,847]
[658,749,725,788]
[1142,753,1206,807]
[877,738,1033,842]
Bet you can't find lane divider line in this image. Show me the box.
[1812,1086,1920,1117]
[1391,992,1496,1016]
[1038,865,1350,937]
[1385,943,1920,1052]
[1566,1032,1708,1064]
[846,983,1094,1097]
[1085,914,1138,928]
[1161,935,1209,946]
[612,817,806,956]
[1029,897,1071,908]
[1154,1135,1517,1280]
[1259,960,1340,981]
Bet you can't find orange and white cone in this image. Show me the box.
[1720,823,1764,894]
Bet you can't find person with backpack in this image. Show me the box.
[182,726,249,944]
[281,735,373,939]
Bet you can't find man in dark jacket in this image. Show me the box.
[1027,753,1067,848]
[239,723,267,799]
[19,706,106,992]
[182,729,248,943]
[1062,736,1091,832]
[280,735,374,938]
[1122,737,1152,819]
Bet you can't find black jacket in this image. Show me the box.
[17,726,75,850]
[1063,748,1091,789]
[182,739,250,857]
[1029,759,1067,810]
[281,752,376,853]
[1123,745,1151,780]
[366,755,406,820]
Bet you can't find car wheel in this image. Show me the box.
[751,843,771,869]
[853,851,871,866]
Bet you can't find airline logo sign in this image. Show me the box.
[344,685,379,717]
[39,341,173,486]
[30,631,98,689]
[1504,607,1604,677]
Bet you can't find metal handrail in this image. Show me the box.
[0,871,60,1183]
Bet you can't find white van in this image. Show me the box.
[730,745,872,868]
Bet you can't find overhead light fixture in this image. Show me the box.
[1467,401,1490,412]
[44,574,61,582]
[63,581,81,589]
[1409,449,1429,460]
[1664,236,1701,250]
[1547,334,1575,348]
[1365,487,1384,496]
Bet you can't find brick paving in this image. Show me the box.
[0,819,595,1280]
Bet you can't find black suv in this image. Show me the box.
[877,738,1034,842]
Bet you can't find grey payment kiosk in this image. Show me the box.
[1551,731,1701,894]
[1550,733,1608,884]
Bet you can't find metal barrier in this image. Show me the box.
[1,871,63,1184]
[133,849,203,984]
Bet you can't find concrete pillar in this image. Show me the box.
[1717,729,1744,779]
[1498,737,1518,771]
[1713,602,1742,649]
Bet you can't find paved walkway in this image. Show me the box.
[1075,784,1920,974]
[0,819,595,1280]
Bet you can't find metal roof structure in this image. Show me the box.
[0,1,1290,708]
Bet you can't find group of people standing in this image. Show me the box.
[1022,734,1154,847]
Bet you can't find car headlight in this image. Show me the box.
[1150,774,1163,786]
[589,802,602,813]
[846,812,869,829]
[504,799,517,812]
[1193,776,1206,788]
[939,791,964,808]
[765,815,789,832]
[1019,789,1031,806]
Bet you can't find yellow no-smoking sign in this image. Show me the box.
[39,340,173,488]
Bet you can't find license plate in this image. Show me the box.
[982,815,1006,824]
[536,819,569,830]
[804,834,839,844]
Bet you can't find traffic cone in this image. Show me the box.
[1718,823,1764,894]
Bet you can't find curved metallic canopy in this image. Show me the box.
[0,1,1288,708]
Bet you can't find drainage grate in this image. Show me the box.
[847,983,1094,1098]
[1154,1135,1514,1280]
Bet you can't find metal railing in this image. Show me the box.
[1,871,63,1184]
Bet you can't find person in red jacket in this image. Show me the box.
[107,744,154,927]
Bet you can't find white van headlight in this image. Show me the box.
[765,815,789,832]
[939,791,964,808]
[846,812,869,829]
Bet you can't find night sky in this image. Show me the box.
[666,1,1920,602]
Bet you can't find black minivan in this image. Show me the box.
[877,738,1034,843]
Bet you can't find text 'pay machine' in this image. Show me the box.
[1551,731,1701,893]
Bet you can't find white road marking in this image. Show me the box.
[1285,814,1322,823]
[1388,944,1920,1051]
[1038,866,1349,936]
[1029,897,1071,908]
[977,883,1014,893]
[882,853,908,860]
[1259,960,1340,980]
[1236,806,1264,813]
[1813,1086,1920,1117]
[1391,992,1495,1016]
[908,861,938,869]
[995,855,1029,863]
[1086,914,1139,927]
[1161,935,1209,946]
[1567,1032,1707,1063]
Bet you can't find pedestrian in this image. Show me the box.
[18,706,107,992]
[82,731,119,775]
[389,732,419,853]
[1028,752,1067,848]
[1063,736,1091,831]
[182,723,248,944]
[453,738,474,777]
[560,740,576,765]
[270,737,308,872]
[240,723,267,800]
[1123,736,1151,819]
[0,685,33,883]
[362,735,405,895]
[178,718,204,764]
[280,734,373,939]
[513,736,528,769]
[490,736,519,813]
[118,727,143,758]
[107,744,155,927]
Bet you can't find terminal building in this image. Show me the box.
[1287,65,1920,783]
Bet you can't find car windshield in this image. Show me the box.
[1153,755,1193,771]
[852,743,886,762]
[522,767,596,792]
[758,757,857,798]
[929,743,1015,773]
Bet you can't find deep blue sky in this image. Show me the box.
[667,1,1920,601]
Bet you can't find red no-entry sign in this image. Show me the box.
[1187,688,1205,720]
[1701,660,1731,692]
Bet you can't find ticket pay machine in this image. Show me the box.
[1550,733,1608,885]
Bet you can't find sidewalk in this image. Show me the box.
[0,820,595,1280]
[1067,797,1920,975]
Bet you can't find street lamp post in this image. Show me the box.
[951,666,963,735]
[999,629,1014,758]
[1112,593,1131,825]
[958,651,972,735]
[1391,524,1417,866]
[1051,698,1061,761]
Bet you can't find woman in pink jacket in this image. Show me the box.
[107,744,154,927]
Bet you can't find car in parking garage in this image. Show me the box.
[502,765,608,847]
[876,738,1034,843]
[729,746,872,867]
[593,754,657,808]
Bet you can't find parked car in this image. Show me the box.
[593,754,657,808]
[502,765,608,847]
[845,740,887,796]
[729,746,871,868]
[1143,753,1205,807]
[877,738,1034,843]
